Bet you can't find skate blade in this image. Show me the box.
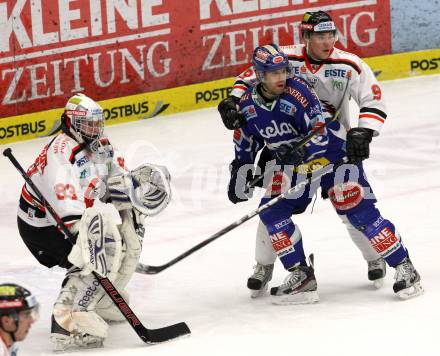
[51,335,103,353]
[271,290,319,305]
[250,284,268,299]
[397,282,424,300]
[373,278,384,289]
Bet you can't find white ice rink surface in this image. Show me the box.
[1,74,439,356]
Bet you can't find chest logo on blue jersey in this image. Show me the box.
[279,99,297,116]
[242,105,257,120]
[258,120,299,139]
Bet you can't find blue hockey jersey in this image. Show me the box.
[233,77,328,165]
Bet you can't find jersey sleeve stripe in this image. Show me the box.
[61,215,82,223]
[359,107,387,119]
[287,55,305,62]
[359,113,385,123]
[69,145,83,164]
[21,185,45,211]
[233,84,249,91]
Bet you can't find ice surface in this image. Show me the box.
[1,74,439,356]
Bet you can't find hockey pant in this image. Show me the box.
[258,162,408,269]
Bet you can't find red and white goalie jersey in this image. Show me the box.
[231,44,387,135]
[18,134,126,228]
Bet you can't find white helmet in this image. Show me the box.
[62,93,105,145]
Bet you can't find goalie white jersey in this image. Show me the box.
[231,44,387,135]
[18,133,126,228]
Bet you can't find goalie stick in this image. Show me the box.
[3,148,190,344]
[136,157,348,274]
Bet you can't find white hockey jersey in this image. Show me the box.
[231,44,387,135]
[18,133,126,228]
[0,335,17,356]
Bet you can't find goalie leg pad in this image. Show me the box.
[95,210,142,322]
[68,207,123,279]
[51,271,109,351]
[95,290,130,323]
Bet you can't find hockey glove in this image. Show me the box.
[346,128,374,164]
[227,159,254,204]
[275,140,306,166]
[218,96,247,130]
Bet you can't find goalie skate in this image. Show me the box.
[50,315,104,352]
[393,257,424,300]
[270,256,318,305]
[368,257,386,289]
[247,263,274,298]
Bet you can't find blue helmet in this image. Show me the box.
[252,44,290,75]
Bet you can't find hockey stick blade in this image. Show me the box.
[3,148,191,343]
[142,322,191,344]
[136,264,166,274]
[95,274,190,343]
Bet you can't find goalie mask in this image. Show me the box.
[62,93,105,146]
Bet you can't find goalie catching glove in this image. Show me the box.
[106,163,172,216]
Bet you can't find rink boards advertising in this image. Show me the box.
[0,0,437,144]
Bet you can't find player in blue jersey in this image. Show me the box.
[227,44,423,304]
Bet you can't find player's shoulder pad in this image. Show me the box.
[48,133,84,164]
[279,44,301,55]
[330,47,362,74]
[287,76,313,90]
[238,88,258,122]
[284,77,318,109]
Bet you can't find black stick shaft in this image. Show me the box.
[136,159,346,275]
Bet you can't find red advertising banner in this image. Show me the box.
[0,0,391,118]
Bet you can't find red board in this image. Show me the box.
[0,0,391,118]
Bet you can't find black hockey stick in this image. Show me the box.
[3,148,190,344]
[135,157,348,274]
[247,76,351,189]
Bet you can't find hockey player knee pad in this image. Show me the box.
[345,206,381,233]
[264,219,305,269]
[346,209,408,266]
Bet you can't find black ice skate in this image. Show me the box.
[270,255,319,305]
[393,257,424,299]
[368,257,386,289]
[247,263,274,298]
